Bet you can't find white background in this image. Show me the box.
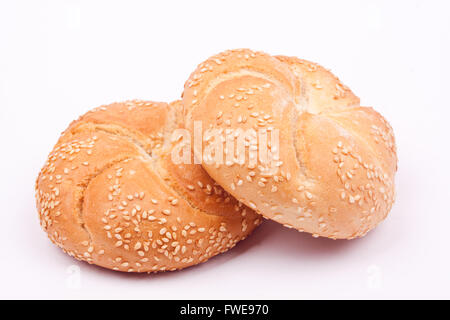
[1,0,449,299]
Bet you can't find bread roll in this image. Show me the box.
[183,49,397,239]
[35,100,261,273]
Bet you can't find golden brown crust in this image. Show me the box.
[35,100,261,273]
[275,56,361,112]
[183,49,398,239]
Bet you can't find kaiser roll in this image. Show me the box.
[35,100,261,273]
[183,49,397,239]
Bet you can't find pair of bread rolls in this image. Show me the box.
[36,49,397,273]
